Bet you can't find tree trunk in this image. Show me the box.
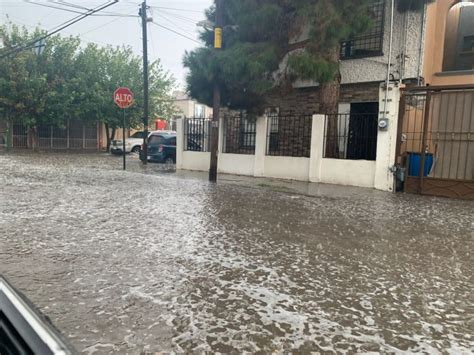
[105,124,116,153]
[104,123,116,153]
[105,123,110,152]
[27,126,38,150]
[321,48,341,159]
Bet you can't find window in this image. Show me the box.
[266,108,280,154]
[462,35,474,52]
[168,137,177,146]
[130,132,145,139]
[443,2,474,72]
[149,135,165,144]
[340,0,385,60]
[194,104,205,118]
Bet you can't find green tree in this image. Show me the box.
[0,25,177,151]
[184,0,376,116]
[76,44,177,151]
[0,24,50,148]
[184,0,432,154]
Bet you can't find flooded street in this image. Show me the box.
[0,152,473,353]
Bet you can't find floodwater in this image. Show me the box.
[0,152,473,354]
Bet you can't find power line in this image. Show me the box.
[80,9,139,36]
[150,21,200,44]
[24,1,138,17]
[1,0,119,59]
[149,6,202,14]
[155,13,197,37]
[159,10,200,25]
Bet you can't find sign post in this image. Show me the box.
[113,87,134,171]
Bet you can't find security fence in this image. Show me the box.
[8,120,99,150]
[397,85,474,199]
[266,114,312,157]
[223,112,256,155]
[324,113,378,160]
[184,118,211,152]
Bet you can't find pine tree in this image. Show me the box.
[184,0,431,116]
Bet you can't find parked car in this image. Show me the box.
[147,131,177,164]
[110,131,151,155]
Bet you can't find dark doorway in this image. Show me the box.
[347,102,379,160]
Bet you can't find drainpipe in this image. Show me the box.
[383,0,395,119]
[382,0,395,192]
[417,1,427,86]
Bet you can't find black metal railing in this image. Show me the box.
[324,113,378,160]
[340,0,385,60]
[223,112,256,155]
[184,118,211,152]
[266,115,312,157]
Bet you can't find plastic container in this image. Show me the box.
[408,152,434,177]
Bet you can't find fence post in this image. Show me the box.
[309,114,325,183]
[374,82,401,192]
[253,116,267,177]
[419,91,432,193]
[176,118,184,170]
[82,124,86,149]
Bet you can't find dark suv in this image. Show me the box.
[147,132,176,164]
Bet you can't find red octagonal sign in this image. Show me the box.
[114,87,134,109]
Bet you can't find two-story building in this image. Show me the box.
[396,0,473,199]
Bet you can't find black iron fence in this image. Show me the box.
[266,115,312,157]
[223,112,256,155]
[184,118,211,152]
[324,113,378,160]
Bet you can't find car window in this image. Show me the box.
[149,135,165,144]
[168,137,176,146]
[130,132,145,139]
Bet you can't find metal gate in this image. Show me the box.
[396,85,474,199]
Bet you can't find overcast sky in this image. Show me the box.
[0,0,213,89]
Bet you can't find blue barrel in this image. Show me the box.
[408,152,434,177]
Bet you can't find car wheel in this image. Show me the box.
[131,146,141,154]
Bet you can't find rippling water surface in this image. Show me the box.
[0,152,473,353]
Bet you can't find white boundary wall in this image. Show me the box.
[177,83,400,191]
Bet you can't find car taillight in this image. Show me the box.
[159,145,164,153]
[141,144,144,150]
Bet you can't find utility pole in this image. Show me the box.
[139,0,150,164]
[209,0,223,182]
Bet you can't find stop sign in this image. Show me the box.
[114,87,134,109]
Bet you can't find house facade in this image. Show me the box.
[177,0,427,193]
[396,0,474,199]
[423,0,474,86]
[173,90,212,119]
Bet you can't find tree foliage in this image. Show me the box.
[184,0,430,115]
[0,24,177,149]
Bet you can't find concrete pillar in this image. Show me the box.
[254,116,267,177]
[374,82,401,192]
[309,114,325,183]
[176,118,184,170]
